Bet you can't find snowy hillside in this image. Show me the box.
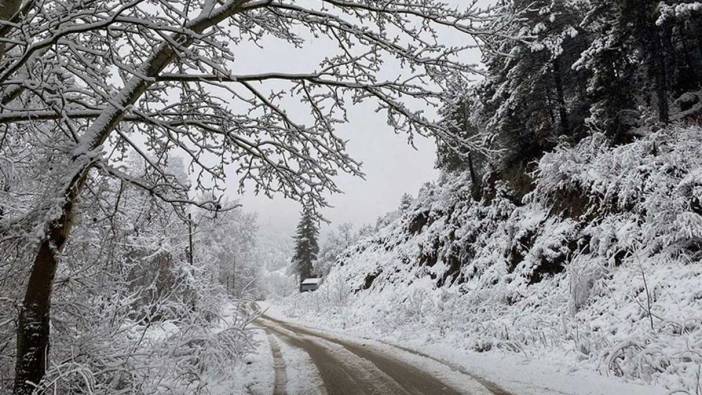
[281,126,702,393]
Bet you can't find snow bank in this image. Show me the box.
[277,126,702,394]
[226,327,276,395]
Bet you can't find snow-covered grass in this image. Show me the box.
[120,301,259,394]
[274,126,702,394]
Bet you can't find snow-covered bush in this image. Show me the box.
[535,128,702,259]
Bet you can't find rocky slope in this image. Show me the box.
[285,126,702,392]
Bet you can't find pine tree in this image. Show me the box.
[399,193,415,211]
[291,207,320,280]
[474,0,590,194]
[578,0,702,137]
[436,91,490,200]
[573,1,639,142]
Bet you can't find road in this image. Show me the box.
[254,315,513,395]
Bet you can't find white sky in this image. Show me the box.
[225,0,489,237]
[234,103,440,236]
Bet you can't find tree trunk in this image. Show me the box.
[467,153,481,201]
[643,10,670,124]
[13,181,82,394]
[232,260,237,296]
[188,213,194,265]
[552,58,570,135]
[652,36,670,124]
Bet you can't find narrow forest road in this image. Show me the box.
[252,313,513,395]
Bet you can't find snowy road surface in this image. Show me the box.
[252,315,512,395]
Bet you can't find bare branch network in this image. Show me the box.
[0,1,521,393]
[0,0,494,218]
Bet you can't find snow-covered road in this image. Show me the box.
[251,315,511,395]
[232,302,668,395]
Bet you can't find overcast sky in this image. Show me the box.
[225,1,488,238]
[234,104,440,237]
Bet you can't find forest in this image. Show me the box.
[1,0,702,394]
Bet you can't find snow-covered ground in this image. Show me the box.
[237,304,499,394]
[272,334,326,394]
[261,301,668,395]
[227,327,276,394]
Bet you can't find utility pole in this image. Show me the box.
[188,212,194,265]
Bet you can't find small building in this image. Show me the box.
[299,277,322,293]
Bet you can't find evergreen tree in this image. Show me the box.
[475,1,590,192]
[438,0,702,197]
[399,193,415,211]
[578,0,702,138]
[291,207,320,280]
[436,92,489,200]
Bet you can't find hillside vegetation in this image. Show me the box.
[286,126,702,392]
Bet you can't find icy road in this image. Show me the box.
[252,315,512,395]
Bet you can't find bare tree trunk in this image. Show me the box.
[232,259,237,297]
[14,232,64,394]
[14,173,85,394]
[651,35,670,124]
[640,6,670,124]
[188,213,194,265]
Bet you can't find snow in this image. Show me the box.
[261,302,665,395]
[298,335,406,393]
[657,2,702,25]
[226,327,275,395]
[272,334,326,394]
[257,309,493,394]
[265,126,702,395]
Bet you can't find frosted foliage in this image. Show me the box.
[0,0,504,391]
[196,209,261,298]
[534,128,702,258]
[0,0,496,226]
[0,175,253,392]
[658,2,702,25]
[280,126,702,393]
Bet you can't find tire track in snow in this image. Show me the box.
[259,316,506,395]
[265,330,287,395]
[276,335,327,395]
[261,318,407,394]
[374,341,514,395]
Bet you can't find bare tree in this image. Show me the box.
[0,0,495,391]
